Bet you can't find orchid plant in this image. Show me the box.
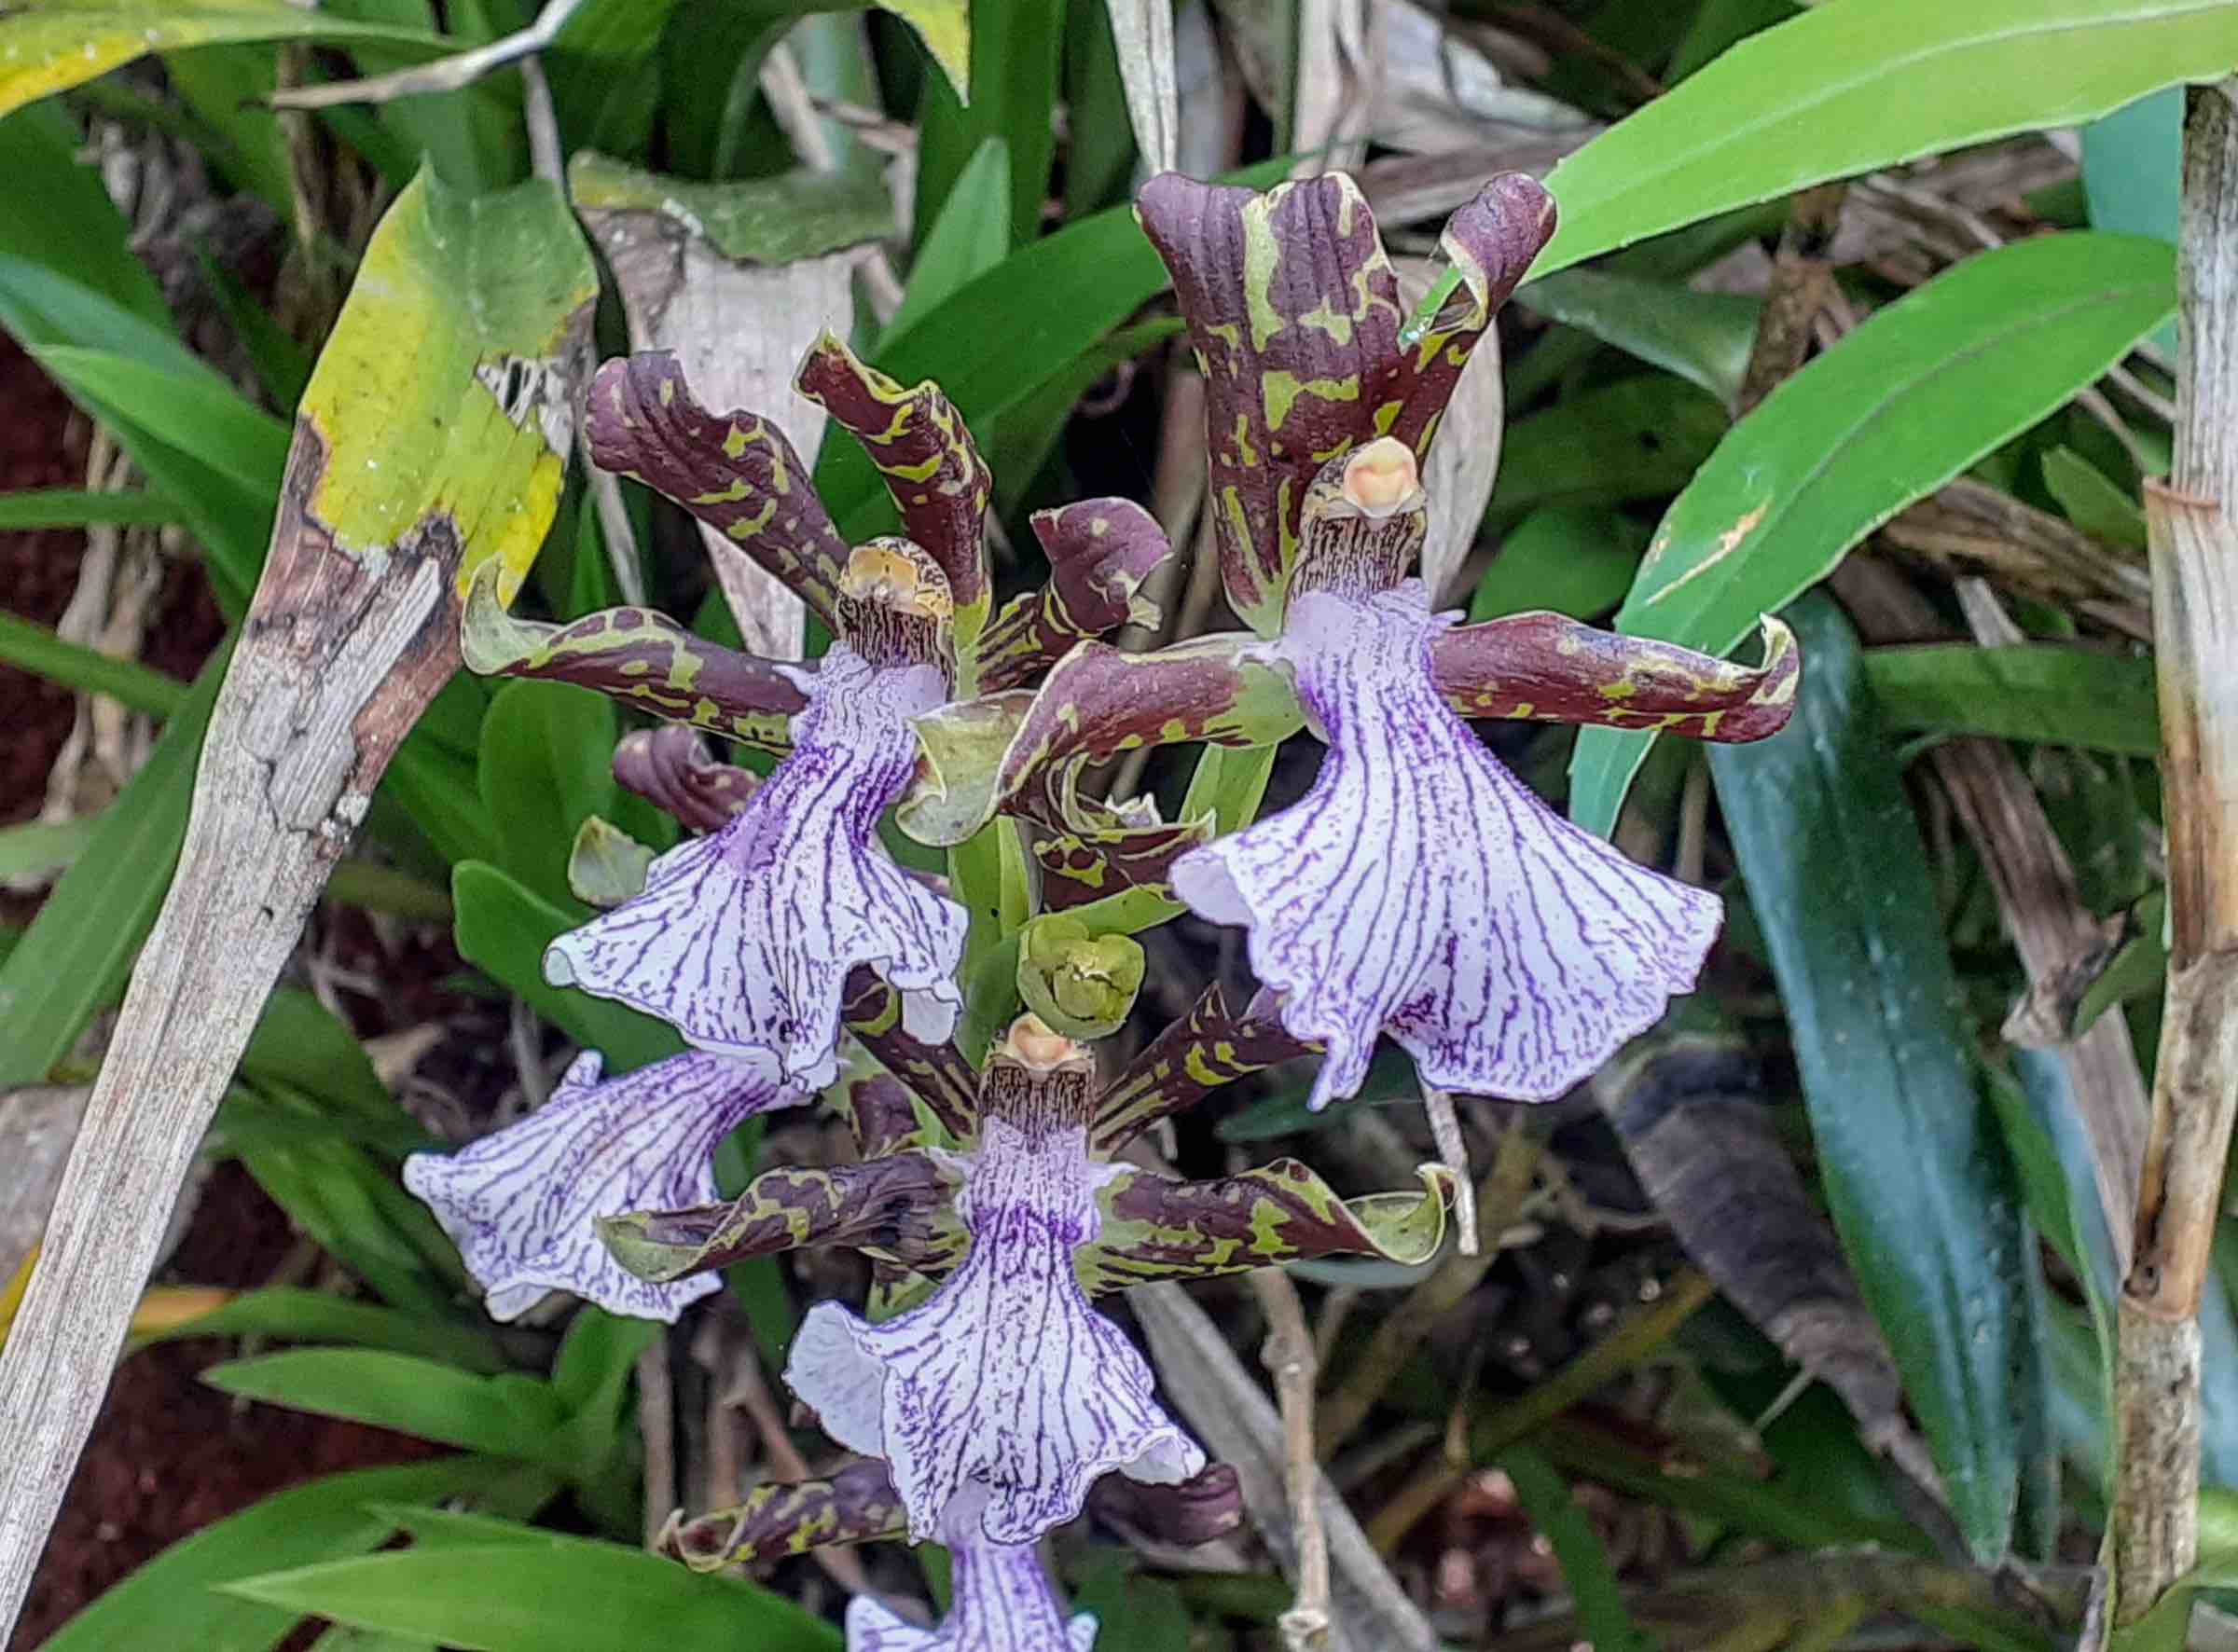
[405,165,1798,1647]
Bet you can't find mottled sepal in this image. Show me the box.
[841,968,978,1141]
[1079,1160,1456,1290]
[569,816,656,909]
[894,688,1032,848]
[403,1051,801,1323]
[585,351,851,623]
[1389,173,1556,454]
[1430,611,1801,741]
[786,1022,1204,1543]
[847,1526,1098,1651]
[795,334,993,662]
[974,499,1174,693]
[614,724,760,834]
[597,1150,951,1283]
[662,1460,905,1572]
[546,648,968,1087]
[908,634,1303,849]
[1172,582,1722,1109]
[1093,983,1316,1154]
[460,559,808,753]
[1015,916,1145,1039]
[1137,171,1405,635]
[1015,763,1212,912]
[1088,1465,1244,1546]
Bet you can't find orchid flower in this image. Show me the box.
[403,1050,801,1322]
[784,1019,1206,1545]
[906,171,1800,1110]
[453,336,1184,1088]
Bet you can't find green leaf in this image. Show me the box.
[1569,231,2176,836]
[2042,445,2148,550]
[0,0,448,120]
[1486,377,1729,530]
[0,608,189,716]
[0,101,170,324]
[229,1131,467,1315]
[914,0,1059,246]
[0,638,228,1085]
[35,1458,530,1652]
[0,816,94,883]
[887,135,1012,343]
[203,1349,569,1463]
[1863,642,2159,757]
[146,1287,508,1374]
[1533,0,2238,279]
[1500,1446,1654,1652]
[1515,268,1761,406]
[224,1535,841,1650]
[1469,506,1650,624]
[478,681,621,911]
[1708,595,2030,1562]
[0,488,182,530]
[2083,86,2182,359]
[566,150,895,264]
[450,860,683,1073]
[1068,1553,1192,1652]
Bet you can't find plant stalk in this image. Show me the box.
[2108,77,2238,1633]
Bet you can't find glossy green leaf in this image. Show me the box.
[450,859,683,1074]
[887,135,1012,342]
[0,639,228,1085]
[1570,231,2176,835]
[147,1288,508,1373]
[228,1132,466,1315]
[1863,642,2159,757]
[1708,596,2030,1562]
[36,1459,527,1652]
[478,681,621,911]
[1515,268,1760,406]
[2083,86,2181,358]
[203,1349,569,1463]
[0,101,170,324]
[914,0,1058,245]
[0,817,93,882]
[1533,0,2238,279]
[224,1535,841,1650]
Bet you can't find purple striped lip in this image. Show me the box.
[1171,581,1722,1110]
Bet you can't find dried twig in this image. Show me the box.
[267,0,587,111]
[2107,79,2238,1633]
[1250,1269,1330,1650]
[1736,182,1847,416]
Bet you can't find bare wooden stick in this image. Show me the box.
[2107,77,2238,1633]
[1250,1269,1330,1651]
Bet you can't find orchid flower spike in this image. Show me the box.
[786,1017,1204,1545]
[1171,438,1737,1108]
[404,1050,803,1322]
[545,540,969,1089]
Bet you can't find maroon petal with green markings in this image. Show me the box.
[664,1461,906,1572]
[460,561,808,752]
[594,1150,951,1284]
[612,724,760,833]
[1429,610,1801,741]
[1137,171,1404,635]
[974,498,1174,694]
[842,967,979,1142]
[1388,173,1557,453]
[1012,763,1210,912]
[1078,1159,1457,1292]
[795,333,993,659]
[1092,983,1315,1154]
[585,351,850,624]
[988,634,1304,818]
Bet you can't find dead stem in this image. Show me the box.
[2107,78,2238,1632]
[1250,1268,1330,1651]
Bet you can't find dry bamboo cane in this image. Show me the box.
[2107,77,2238,1631]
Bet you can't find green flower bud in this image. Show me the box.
[1015,915,1146,1039]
